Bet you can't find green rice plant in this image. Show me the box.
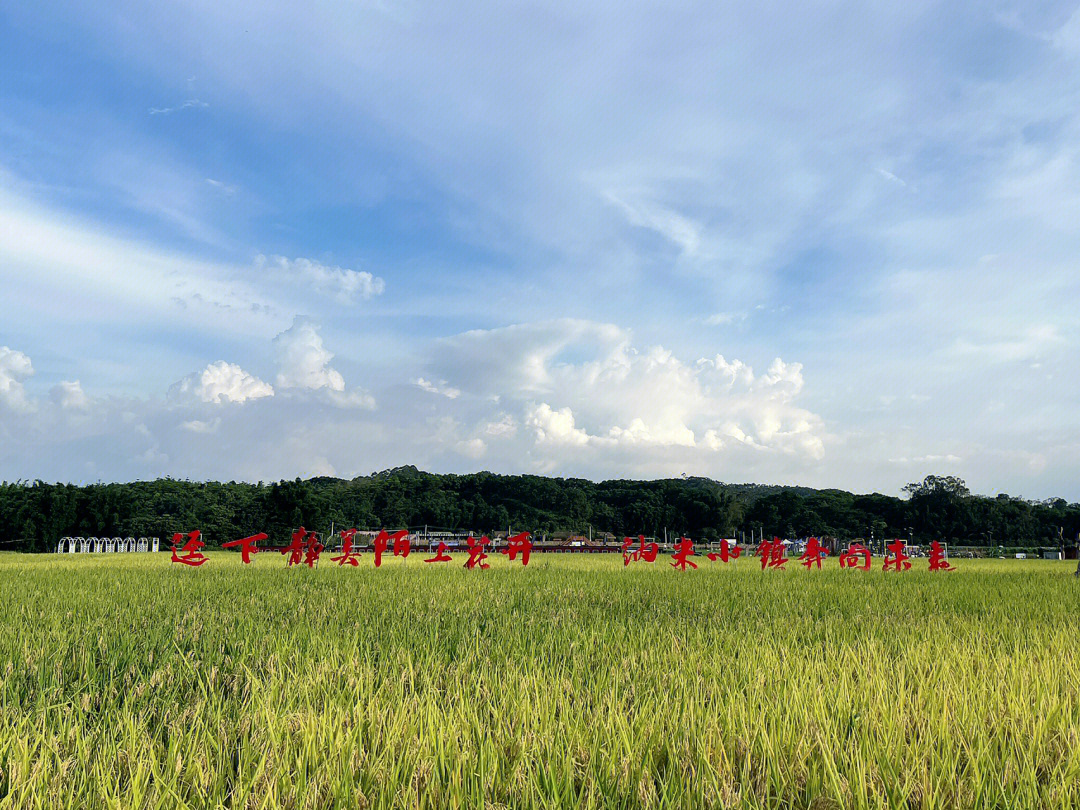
[0,552,1077,808]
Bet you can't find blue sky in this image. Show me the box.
[2,1,1079,498]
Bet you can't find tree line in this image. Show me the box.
[2,468,1077,552]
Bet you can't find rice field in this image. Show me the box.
[0,552,1077,809]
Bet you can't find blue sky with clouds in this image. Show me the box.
[2,1,1079,498]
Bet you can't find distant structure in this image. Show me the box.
[55,536,161,554]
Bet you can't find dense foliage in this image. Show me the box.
[1,468,1078,551]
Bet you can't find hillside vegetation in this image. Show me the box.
[3,469,1078,552]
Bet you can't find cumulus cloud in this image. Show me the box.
[526,404,591,446]
[50,380,90,410]
[608,417,696,448]
[1,315,1076,496]
[429,320,827,464]
[171,361,274,404]
[257,255,385,303]
[268,319,375,409]
[273,319,346,391]
[0,347,35,413]
[0,320,831,483]
[484,414,517,438]
[428,319,628,397]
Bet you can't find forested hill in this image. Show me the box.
[2,468,1078,552]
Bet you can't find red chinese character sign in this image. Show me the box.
[424,542,453,563]
[500,532,532,566]
[839,543,871,571]
[799,537,829,570]
[706,539,740,563]
[622,535,659,566]
[281,528,307,566]
[165,525,961,574]
[758,537,788,570]
[373,529,409,567]
[670,538,698,571]
[465,535,491,569]
[928,541,955,572]
[278,527,324,568]
[330,529,362,566]
[303,534,324,568]
[883,540,911,572]
[170,530,207,567]
[222,532,266,564]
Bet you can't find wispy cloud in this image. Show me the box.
[415,378,461,399]
[875,168,910,189]
[205,178,237,195]
[149,99,208,115]
[256,255,386,303]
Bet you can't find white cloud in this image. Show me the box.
[455,438,487,458]
[273,319,346,392]
[698,354,755,391]
[0,185,281,336]
[703,312,746,326]
[608,417,696,448]
[415,378,461,399]
[432,321,826,465]
[888,454,962,465]
[148,98,208,115]
[526,403,591,447]
[180,418,221,433]
[0,185,396,401]
[50,380,90,410]
[428,319,628,397]
[0,347,35,413]
[171,361,274,404]
[205,178,237,195]
[875,168,908,188]
[484,414,517,438]
[257,255,385,303]
[324,389,377,410]
[603,190,702,256]
[0,316,1074,496]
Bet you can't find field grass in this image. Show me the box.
[0,551,1077,809]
